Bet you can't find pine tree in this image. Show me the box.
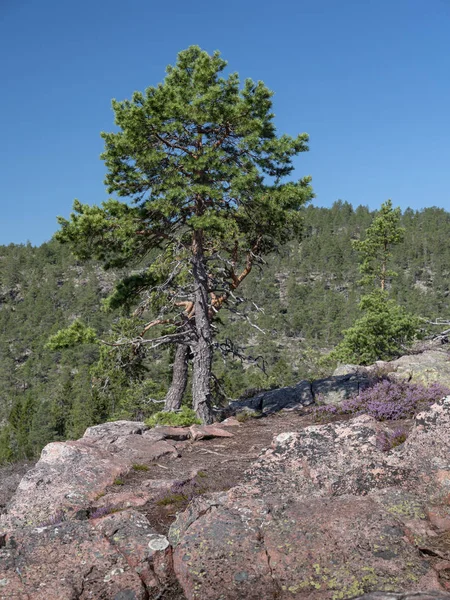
[329,200,420,364]
[54,46,313,423]
[353,199,404,291]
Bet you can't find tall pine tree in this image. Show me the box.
[55,46,313,422]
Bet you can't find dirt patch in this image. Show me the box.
[101,408,320,534]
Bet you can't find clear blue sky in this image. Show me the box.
[1,0,449,245]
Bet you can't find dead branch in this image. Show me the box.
[140,318,172,335]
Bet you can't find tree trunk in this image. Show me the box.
[191,231,214,424]
[192,335,214,424]
[164,344,189,412]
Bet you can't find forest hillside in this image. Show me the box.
[0,201,449,463]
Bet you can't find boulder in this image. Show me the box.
[0,438,130,529]
[312,371,371,405]
[0,424,181,531]
[189,424,234,441]
[333,350,450,390]
[261,379,314,414]
[393,397,450,504]
[228,394,265,413]
[0,512,159,599]
[150,426,192,440]
[229,371,372,414]
[245,414,409,498]
[170,491,435,600]
[229,379,314,415]
[83,420,148,440]
[225,350,450,416]
[379,350,450,387]
[111,435,179,462]
[169,398,450,599]
[333,363,363,376]
[248,397,450,506]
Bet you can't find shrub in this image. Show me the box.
[156,493,187,507]
[113,478,124,486]
[46,319,97,349]
[145,406,201,428]
[327,291,421,365]
[89,505,121,519]
[235,409,263,423]
[313,380,450,422]
[235,412,250,423]
[132,463,149,471]
[376,427,408,451]
[37,510,66,528]
[341,380,450,421]
[155,475,207,508]
[311,404,340,422]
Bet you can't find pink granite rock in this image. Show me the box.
[4,395,450,600]
[90,490,152,512]
[218,416,242,427]
[151,426,192,440]
[111,435,179,462]
[189,424,234,441]
[0,438,130,529]
[246,414,401,498]
[395,398,450,502]
[83,419,148,440]
[169,399,450,599]
[0,424,180,531]
[93,509,172,590]
[171,496,276,600]
[246,399,450,503]
[0,510,174,599]
[0,518,148,599]
[170,491,436,600]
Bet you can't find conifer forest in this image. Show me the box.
[1,201,449,462]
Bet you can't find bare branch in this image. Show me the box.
[214,338,267,372]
